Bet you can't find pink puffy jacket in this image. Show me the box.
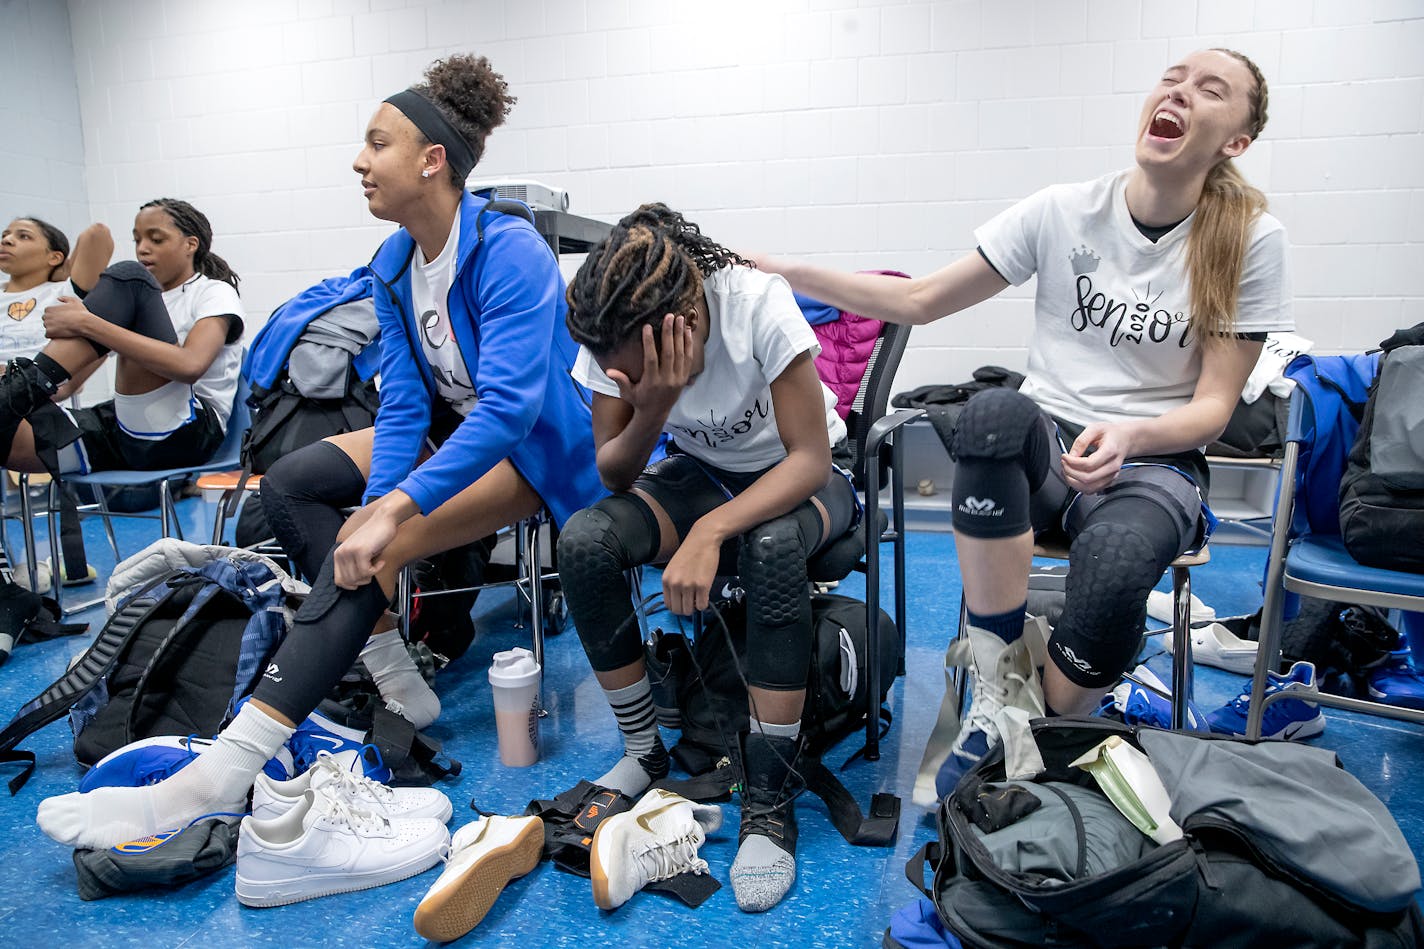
[810,270,909,420]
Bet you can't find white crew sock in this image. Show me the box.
[361,629,441,729]
[37,702,294,851]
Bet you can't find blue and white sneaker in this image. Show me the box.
[80,735,294,792]
[1101,665,1210,732]
[1205,661,1327,740]
[1368,654,1424,711]
[287,709,391,783]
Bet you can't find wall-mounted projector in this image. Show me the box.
[467,178,571,212]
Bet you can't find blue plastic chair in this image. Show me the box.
[18,381,252,606]
[1248,359,1424,736]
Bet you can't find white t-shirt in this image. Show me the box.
[161,274,245,431]
[574,266,846,473]
[411,204,478,417]
[0,279,73,364]
[975,168,1293,427]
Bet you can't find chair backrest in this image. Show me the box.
[1282,352,1377,538]
[211,377,252,466]
[838,320,912,490]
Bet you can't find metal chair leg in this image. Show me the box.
[397,565,414,641]
[160,479,184,541]
[94,491,122,563]
[512,522,529,630]
[527,515,546,705]
[18,474,42,593]
[45,480,62,590]
[1169,563,1195,731]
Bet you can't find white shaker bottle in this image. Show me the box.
[488,647,541,766]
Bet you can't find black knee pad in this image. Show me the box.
[1048,522,1169,687]
[1090,466,1202,554]
[559,494,661,672]
[951,388,1047,468]
[739,516,813,691]
[557,493,660,578]
[950,391,1051,538]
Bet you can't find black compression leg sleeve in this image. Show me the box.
[1047,496,1185,688]
[75,261,177,357]
[250,557,392,724]
[950,388,1051,538]
[739,507,822,692]
[559,493,662,672]
[260,441,369,583]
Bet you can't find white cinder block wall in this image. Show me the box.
[45,0,1424,396]
[1,0,88,239]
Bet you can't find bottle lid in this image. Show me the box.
[488,646,541,689]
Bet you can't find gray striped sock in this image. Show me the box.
[597,677,668,795]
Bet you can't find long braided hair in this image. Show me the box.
[566,203,753,355]
[140,198,240,290]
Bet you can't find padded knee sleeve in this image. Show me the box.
[951,389,1049,538]
[1048,500,1182,688]
[251,558,392,724]
[260,442,367,582]
[78,261,174,355]
[559,494,662,672]
[739,514,814,692]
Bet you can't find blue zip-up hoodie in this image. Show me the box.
[364,192,604,527]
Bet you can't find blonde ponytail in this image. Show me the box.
[1185,49,1270,348]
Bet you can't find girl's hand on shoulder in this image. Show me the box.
[42,296,96,339]
[660,524,722,616]
[605,314,692,420]
[1061,422,1133,494]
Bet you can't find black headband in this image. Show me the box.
[383,88,478,180]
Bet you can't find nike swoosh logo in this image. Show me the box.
[301,734,349,750]
[635,801,682,834]
[1281,722,1306,740]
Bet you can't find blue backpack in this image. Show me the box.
[0,550,294,793]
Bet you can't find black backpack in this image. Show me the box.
[0,553,296,793]
[649,591,903,846]
[912,717,1424,948]
[1339,323,1424,572]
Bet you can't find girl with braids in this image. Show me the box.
[755,50,1293,792]
[558,203,859,913]
[0,198,243,479]
[37,54,602,875]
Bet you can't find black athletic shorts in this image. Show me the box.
[71,397,226,473]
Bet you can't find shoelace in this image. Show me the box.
[740,803,791,842]
[312,751,395,805]
[958,656,1032,748]
[632,827,708,883]
[1226,674,1309,713]
[319,790,390,836]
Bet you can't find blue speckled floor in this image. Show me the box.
[0,498,1419,948]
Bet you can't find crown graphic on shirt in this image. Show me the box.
[1070,245,1101,276]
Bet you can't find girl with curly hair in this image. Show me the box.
[38,55,603,874]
